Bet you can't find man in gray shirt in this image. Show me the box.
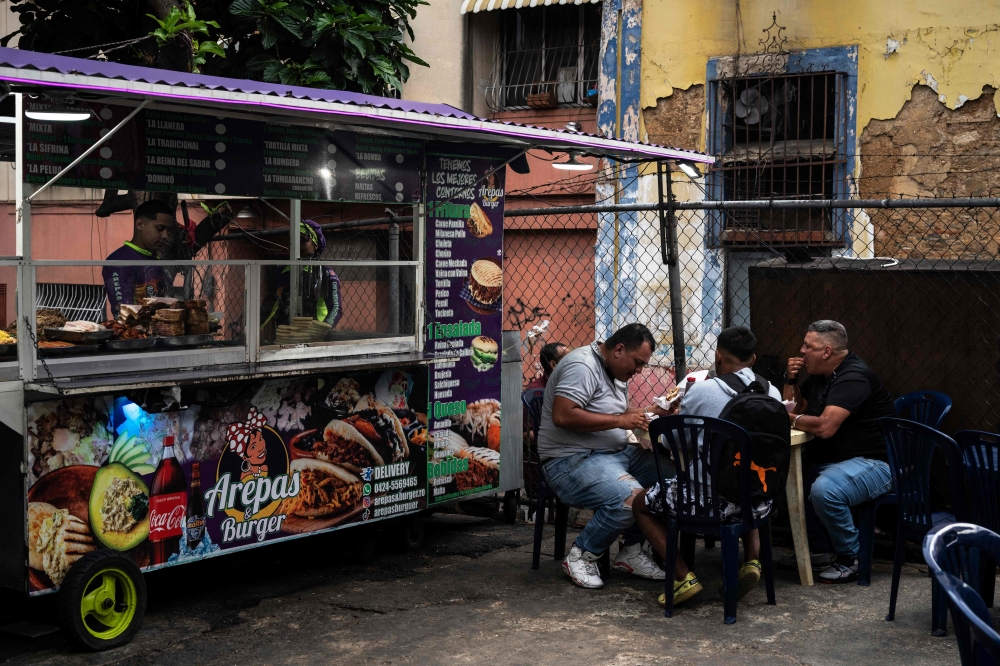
[539,323,664,589]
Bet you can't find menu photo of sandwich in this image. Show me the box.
[455,447,499,493]
[466,202,494,238]
[461,258,502,315]
[279,459,364,534]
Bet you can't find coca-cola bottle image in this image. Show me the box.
[186,462,206,551]
[149,436,187,565]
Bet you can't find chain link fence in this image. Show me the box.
[507,196,1000,493]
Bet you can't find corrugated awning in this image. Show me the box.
[461,0,600,15]
[0,47,713,164]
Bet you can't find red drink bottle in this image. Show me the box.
[149,436,187,565]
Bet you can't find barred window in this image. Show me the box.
[486,4,601,112]
[708,71,850,245]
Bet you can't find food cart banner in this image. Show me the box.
[25,367,432,594]
[22,102,423,203]
[424,153,505,505]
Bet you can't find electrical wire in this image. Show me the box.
[52,35,154,56]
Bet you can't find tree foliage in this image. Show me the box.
[2,0,427,95]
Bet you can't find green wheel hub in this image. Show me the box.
[79,568,137,640]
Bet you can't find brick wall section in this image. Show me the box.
[862,85,1000,259]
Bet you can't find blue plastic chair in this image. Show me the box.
[522,387,609,575]
[894,390,953,429]
[925,523,1000,665]
[859,391,954,586]
[879,417,964,635]
[858,391,951,587]
[647,415,777,624]
[954,431,1000,609]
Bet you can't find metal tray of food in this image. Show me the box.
[44,327,113,343]
[39,343,100,357]
[0,343,16,357]
[156,334,216,348]
[106,337,158,352]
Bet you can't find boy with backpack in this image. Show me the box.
[634,326,789,608]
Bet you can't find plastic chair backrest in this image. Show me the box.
[521,387,546,440]
[954,431,1000,532]
[894,390,953,429]
[647,415,754,528]
[926,524,1000,666]
[879,417,963,536]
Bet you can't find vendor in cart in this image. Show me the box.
[102,200,177,316]
[261,219,344,336]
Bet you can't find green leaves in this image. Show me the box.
[147,3,219,46]
[8,0,429,97]
[229,0,304,48]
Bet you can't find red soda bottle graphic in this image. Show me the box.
[149,436,187,565]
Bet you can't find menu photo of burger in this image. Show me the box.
[461,258,502,316]
[470,335,498,373]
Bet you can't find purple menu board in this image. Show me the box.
[425,154,505,505]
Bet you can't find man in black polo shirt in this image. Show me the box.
[784,320,894,583]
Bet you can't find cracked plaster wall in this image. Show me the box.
[640,1,1000,151]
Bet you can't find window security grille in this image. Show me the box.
[486,4,601,112]
[708,71,849,246]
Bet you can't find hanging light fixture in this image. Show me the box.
[25,94,92,122]
[236,202,260,220]
[552,152,593,171]
[677,161,701,180]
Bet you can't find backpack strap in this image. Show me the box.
[716,372,770,396]
[753,373,771,396]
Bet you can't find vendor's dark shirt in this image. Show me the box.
[101,243,169,316]
[800,352,894,465]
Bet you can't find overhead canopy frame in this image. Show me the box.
[0,47,713,165]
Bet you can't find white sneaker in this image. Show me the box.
[563,545,604,589]
[612,541,666,580]
[818,556,859,584]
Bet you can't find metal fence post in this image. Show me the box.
[389,221,400,335]
[657,162,687,382]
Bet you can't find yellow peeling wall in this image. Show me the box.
[641,0,1000,144]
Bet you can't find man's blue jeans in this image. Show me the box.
[542,447,664,556]
[807,456,893,558]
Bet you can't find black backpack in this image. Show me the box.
[716,373,791,503]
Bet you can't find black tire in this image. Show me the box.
[393,514,426,553]
[503,490,519,524]
[58,550,147,652]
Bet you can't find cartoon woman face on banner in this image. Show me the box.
[218,407,290,522]
[227,408,269,482]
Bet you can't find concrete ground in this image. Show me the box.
[0,512,967,665]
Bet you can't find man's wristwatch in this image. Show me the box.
[784,375,798,386]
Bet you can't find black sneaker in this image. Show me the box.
[777,551,836,572]
[818,555,859,584]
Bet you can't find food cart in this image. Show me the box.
[0,47,712,650]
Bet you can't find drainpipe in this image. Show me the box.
[657,161,686,384]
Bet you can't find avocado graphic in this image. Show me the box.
[89,462,150,551]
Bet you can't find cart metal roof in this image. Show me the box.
[0,47,713,164]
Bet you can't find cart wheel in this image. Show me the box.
[58,550,146,652]
[503,490,518,524]
[394,514,426,553]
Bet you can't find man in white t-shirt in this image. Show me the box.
[636,326,782,609]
